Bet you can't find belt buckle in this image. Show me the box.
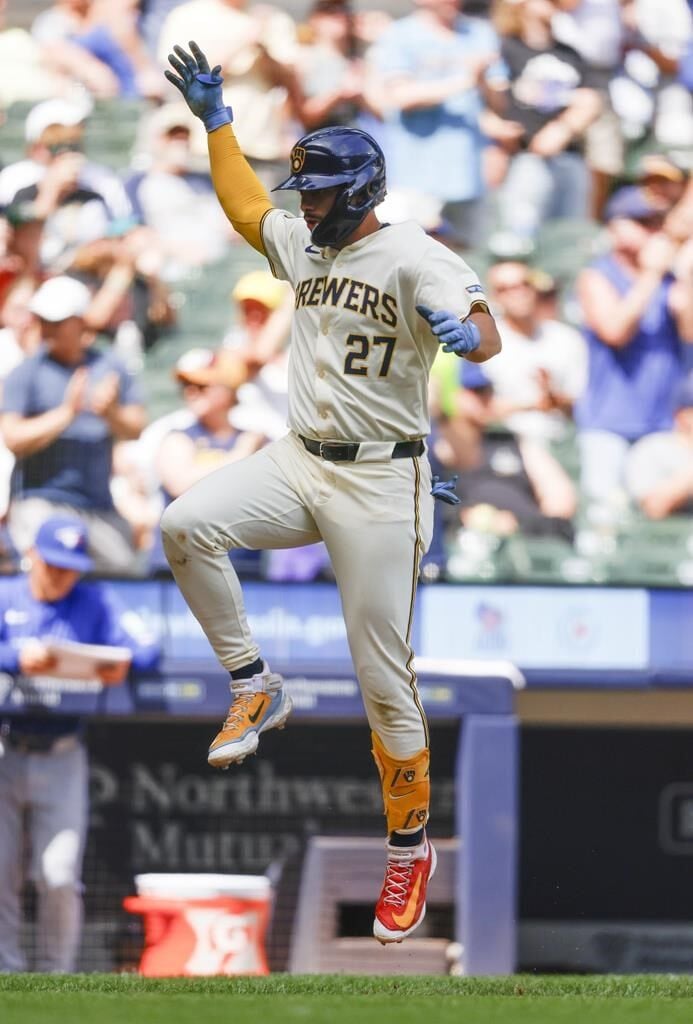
[319,441,350,461]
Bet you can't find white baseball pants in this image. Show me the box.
[161,432,433,757]
[0,739,87,973]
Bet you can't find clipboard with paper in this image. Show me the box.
[41,638,132,680]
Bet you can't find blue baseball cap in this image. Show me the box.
[34,516,93,572]
[603,186,666,223]
[461,360,493,390]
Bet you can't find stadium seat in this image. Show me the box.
[604,516,693,586]
[445,530,510,583]
[534,218,602,284]
[84,100,149,169]
[0,100,148,169]
[141,252,267,419]
[0,101,33,164]
[550,430,581,483]
[501,535,591,584]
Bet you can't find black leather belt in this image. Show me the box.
[300,435,424,462]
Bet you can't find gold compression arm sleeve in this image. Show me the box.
[208,125,274,254]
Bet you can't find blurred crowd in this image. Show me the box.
[0,0,692,583]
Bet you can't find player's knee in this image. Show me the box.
[36,830,81,890]
[160,497,198,552]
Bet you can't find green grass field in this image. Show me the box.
[4,974,693,1024]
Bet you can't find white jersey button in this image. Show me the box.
[319,410,328,419]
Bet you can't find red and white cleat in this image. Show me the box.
[373,836,437,944]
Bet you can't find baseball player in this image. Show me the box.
[162,41,501,945]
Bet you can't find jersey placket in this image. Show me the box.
[313,262,341,438]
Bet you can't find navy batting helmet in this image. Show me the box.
[273,126,386,248]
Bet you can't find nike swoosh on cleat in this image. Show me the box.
[248,705,265,724]
[391,875,422,929]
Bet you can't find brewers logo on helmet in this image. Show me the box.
[290,146,306,174]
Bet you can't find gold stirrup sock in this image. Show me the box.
[371,731,430,835]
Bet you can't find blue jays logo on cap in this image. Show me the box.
[54,525,84,551]
[291,146,306,174]
[34,515,93,572]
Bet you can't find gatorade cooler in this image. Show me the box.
[123,873,271,976]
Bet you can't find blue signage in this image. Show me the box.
[650,590,693,679]
[2,580,691,723]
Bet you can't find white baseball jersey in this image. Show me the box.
[261,212,488,442]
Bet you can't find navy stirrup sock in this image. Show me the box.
[230,657,264,681]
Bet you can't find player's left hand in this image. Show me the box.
[430,475,461,505]
[416,305,481,355]
[165,41,233,132]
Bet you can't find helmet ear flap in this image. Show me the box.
[347,166,386,213]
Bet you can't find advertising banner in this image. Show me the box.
[420,586,650,672]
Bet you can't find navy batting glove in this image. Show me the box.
[165,40,233,132]
[431,475,461,505]
[416,304,481,355]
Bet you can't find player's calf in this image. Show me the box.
[207,662,292,769]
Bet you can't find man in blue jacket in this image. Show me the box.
[0,515,160,973]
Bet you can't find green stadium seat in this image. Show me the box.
[0,101,34,165]
[140,252,269,419]
[625,516,693,545]
[550,430,581,483]
[604,516,693,586]
[0,99,149,169]
[501,534,592,584]
[445,530,509,583]
[534,218,601,284]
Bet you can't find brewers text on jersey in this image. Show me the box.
[294,275,398,327]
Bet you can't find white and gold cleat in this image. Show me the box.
[207,663,292,769]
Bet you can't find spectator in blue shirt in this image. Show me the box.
[0,515,160,973]
[575,186,693,509]
[368,0,508,248]
[0,276,146,575]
